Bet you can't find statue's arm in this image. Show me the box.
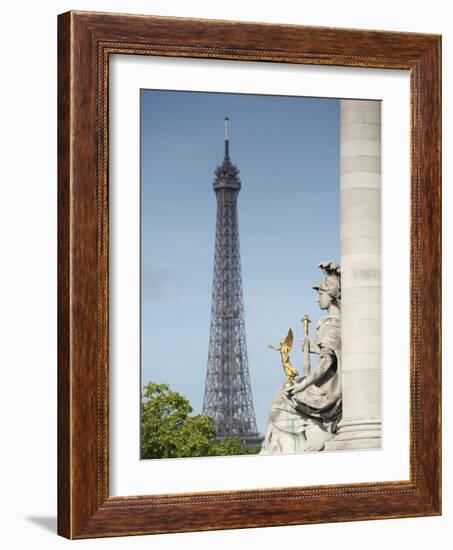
[310,338,321,354]
[287,348,335,394]
[301,336,320,354]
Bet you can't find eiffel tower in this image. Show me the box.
[202,118,262,445]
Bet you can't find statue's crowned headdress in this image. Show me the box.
[312,261,341,303]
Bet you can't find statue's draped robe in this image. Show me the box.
[261,314,342,454]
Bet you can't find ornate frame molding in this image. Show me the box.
[58,11,441,538]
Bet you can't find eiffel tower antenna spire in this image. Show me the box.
[224,116,230,158]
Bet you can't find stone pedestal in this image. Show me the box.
[325,99,382,451]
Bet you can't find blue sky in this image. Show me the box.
[141,89,340,433]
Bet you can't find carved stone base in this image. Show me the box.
[324,418,381,451]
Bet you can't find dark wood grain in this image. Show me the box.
[57,11,71,538]
[57,10,442,539]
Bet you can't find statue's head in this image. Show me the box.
[312,261,341,310]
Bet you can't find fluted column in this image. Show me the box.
[326,100,382,450]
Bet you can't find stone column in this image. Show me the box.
[327,100,382,450]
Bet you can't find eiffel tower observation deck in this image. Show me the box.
[202,118,262,446]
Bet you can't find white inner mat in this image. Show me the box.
[109,55,410,496]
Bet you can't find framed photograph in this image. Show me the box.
[58,11,441,538]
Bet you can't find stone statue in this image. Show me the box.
[260,261,342,454]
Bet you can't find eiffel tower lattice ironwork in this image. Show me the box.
[202,118,261,443]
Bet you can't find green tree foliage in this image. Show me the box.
[141,382,216,459]
[209,437,262,456]
[141,382,261,459]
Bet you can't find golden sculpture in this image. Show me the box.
[268,328,299,387]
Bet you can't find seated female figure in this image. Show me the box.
[261,262,342,454]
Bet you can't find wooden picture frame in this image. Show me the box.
[58,10,441,539]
